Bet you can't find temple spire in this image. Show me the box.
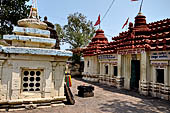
[138,0,144,14]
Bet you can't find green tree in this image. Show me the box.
[55,24,65,41]
[63,12,95,49]
[0,0,31,36]
[62,12,95,63]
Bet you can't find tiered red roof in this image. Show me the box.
[83,29,116,56]
[83,13,170,56]
[111,13,170,51]
[111,13,151,51]
[147,18,170,50]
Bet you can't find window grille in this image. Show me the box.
[22,69,43,92]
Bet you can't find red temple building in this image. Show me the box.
[82,12,170,101]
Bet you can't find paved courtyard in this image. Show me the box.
[5,78,170,113]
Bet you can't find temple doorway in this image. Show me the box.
[130,60,140,90]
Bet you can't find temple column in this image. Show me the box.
[169,66,170,86]
[109,63,112,77]
[164,66,168,85]
[91,56,95,81]
[108,63,112,85]
[11,66,21,100]
[152,66,156,83]
[124,55,130,90]
[167,64,170,100]
[83,59,87,73]
[140,52,149,95]
[163,66,169,100]
[117,55,122,77]
[151,66,157,97]
[99,62,102,75]
[94,57,96,74]
[0,60,5,100]
[0,60,5,81]
[101,63,104,75]
[116,55,124,89]
[141,53,147,81]
[110,63,113,77]
[90,57,92,75]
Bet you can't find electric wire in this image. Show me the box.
[100,0,116,38]
[101,0,116,22]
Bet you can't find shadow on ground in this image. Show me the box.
[73,77,170,113]
[99,99,170,113]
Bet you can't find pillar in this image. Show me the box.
[99,62,102,75]
[0,60,5,81]
[90,57,93,75]
[153,66,156,83]
[163,66,169,100]
[124,55,131,90]
[164,66,168,86]
[55,62,66,97]
[140,52,149,95]
[101,63,104,75]
[169,65,170,86]
[141,52,147,81]
[84,58,87,73]
[0,60,5,100]
[108,63,112,77]
[116,55,124,89]
[11,68,21,100]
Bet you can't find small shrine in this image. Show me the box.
[0,1,72,110]
[83,11,170,101]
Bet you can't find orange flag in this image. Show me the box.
[122,18,129,29]
[94,15,100,26]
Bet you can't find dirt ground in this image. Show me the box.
[3,78,170,113]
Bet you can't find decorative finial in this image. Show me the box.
[29,0,39,19]
[138,0,144,15]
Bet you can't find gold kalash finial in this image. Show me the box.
[29,0,39,19]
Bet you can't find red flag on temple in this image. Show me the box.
[131,0,139,1]
[122,17,129,29]
[94,15,100,26]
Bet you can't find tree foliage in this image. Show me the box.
[63,12,95,49]
[0,0,30,36]
[55,24,64,41]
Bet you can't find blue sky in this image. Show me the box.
[27,0,170,50]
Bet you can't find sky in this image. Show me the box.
[27,0,170,50]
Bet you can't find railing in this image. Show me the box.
[140,81,170,100]
[82,72,117,86]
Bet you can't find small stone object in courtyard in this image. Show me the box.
[77,85,94,97]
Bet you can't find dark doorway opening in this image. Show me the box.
[156,69,164,84]
[105,65,108,74]
[113,66,118,76]
[130,60,140,90]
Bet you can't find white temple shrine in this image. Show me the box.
[0,1,72,110]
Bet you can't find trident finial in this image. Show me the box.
[139,0,144,14]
